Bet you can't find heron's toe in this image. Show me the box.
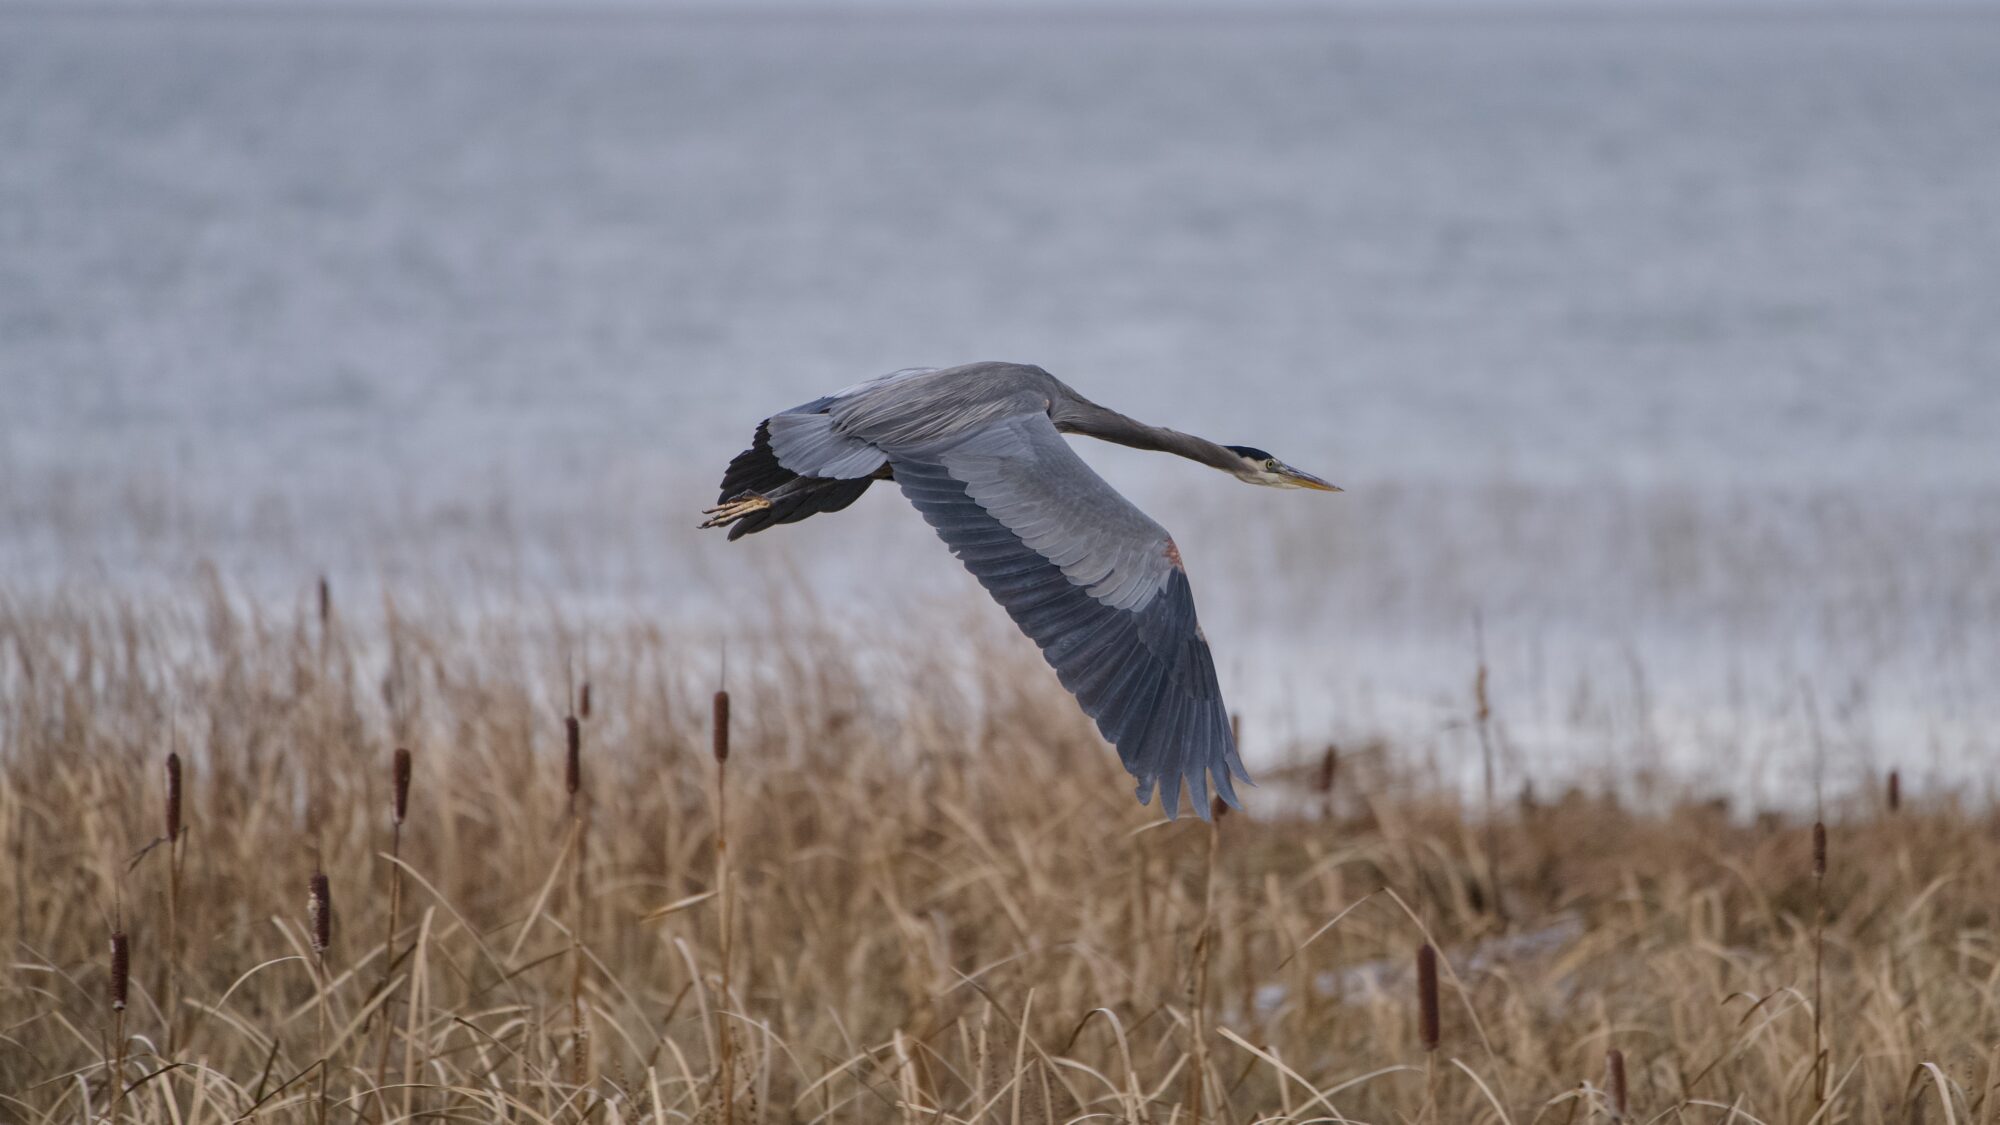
[699,495,774,530]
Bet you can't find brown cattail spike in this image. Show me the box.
[317,576,331,627]
[564,716,581,797]
[109,930,130,1011]
[1416,943,1440,1052]
[1887,769,1901,813]
[392,747,412,825]
[1316,745,1337,794]
[712,691,731,764]
[1210,795,1229,821]
[1606,1048,1629,1118]
[1812,820,1827,879]
[309,872,332,955]
[579,681,592,721]
[165,752,183,844]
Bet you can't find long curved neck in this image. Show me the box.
[1053,397,1244,473]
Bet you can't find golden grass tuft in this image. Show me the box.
[3,583,1998,1122]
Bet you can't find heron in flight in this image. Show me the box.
[701,362,1339,818]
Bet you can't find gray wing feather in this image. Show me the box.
[758,368,942,479]
[765,412,890,479]
[938,417,1172,613]
[889,413,1248,818]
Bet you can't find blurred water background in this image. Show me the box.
[4,5,1998,802]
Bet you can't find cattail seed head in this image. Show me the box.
[564,716,581,797]
[308,872,332,955]
[1474,663,1491,723]
[1812,820,1827,879]
[1887,769,1901,813]
[1416,943,1440,1052]
[317,575,331,628]
[392,747,412,825]
[1316,745,1337,794]
[1607,1048,1629,1118]
[712,691,731,764]
[164,751,183,844]
[1210,795,1229,821]
[578,681,592,721]
[109,930,130,1012]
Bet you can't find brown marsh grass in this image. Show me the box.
[4,580,2000,1123]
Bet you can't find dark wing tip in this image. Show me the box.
[1116,576,1251,820]
[1132,699,1249,820]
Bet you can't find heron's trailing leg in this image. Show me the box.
[700,494,773,530]
[702,459,888,539]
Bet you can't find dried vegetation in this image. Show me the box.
[3,578,1997,1123]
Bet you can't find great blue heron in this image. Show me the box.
[701,361,1339,818]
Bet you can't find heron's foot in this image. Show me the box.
[700,494,773,530]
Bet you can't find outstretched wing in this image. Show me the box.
[888,412,1248,818]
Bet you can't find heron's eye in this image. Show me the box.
[1264,459,1280,471]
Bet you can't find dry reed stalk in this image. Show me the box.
[165,751,182,844]
[1606,1048,1628,1120]
[1416,942,1440,1051]
[565,712,589,1096]
[1186,795,1225,1124]
[1812,819,1828,1115]
[310,871,332,957]
[108,925,129,1121]
[400,908,429,1125]
[309,870,332,1125]
[372,748,413,1111]
[315,575,333,681]
[1316,743,1345,1006]
[1127,836,1152,1013]
[712,688,735,1125]
[1417,942,1440,1123]
[109,929,130,1012]
[1471,623,1505,923]
[565,715,582,816]
[163,749,183,1056]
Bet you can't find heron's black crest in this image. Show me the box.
[1224,445,1272,462]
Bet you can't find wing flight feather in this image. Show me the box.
[886,413,1248,817]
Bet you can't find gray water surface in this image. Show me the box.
[4,6,1998,795]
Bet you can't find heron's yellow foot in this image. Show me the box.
[700,495,773,529]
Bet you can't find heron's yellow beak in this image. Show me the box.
[1280,465,1343,492]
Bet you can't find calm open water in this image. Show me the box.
[4,6,1998,797]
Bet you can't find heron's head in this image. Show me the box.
[1224,446,1342,492]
